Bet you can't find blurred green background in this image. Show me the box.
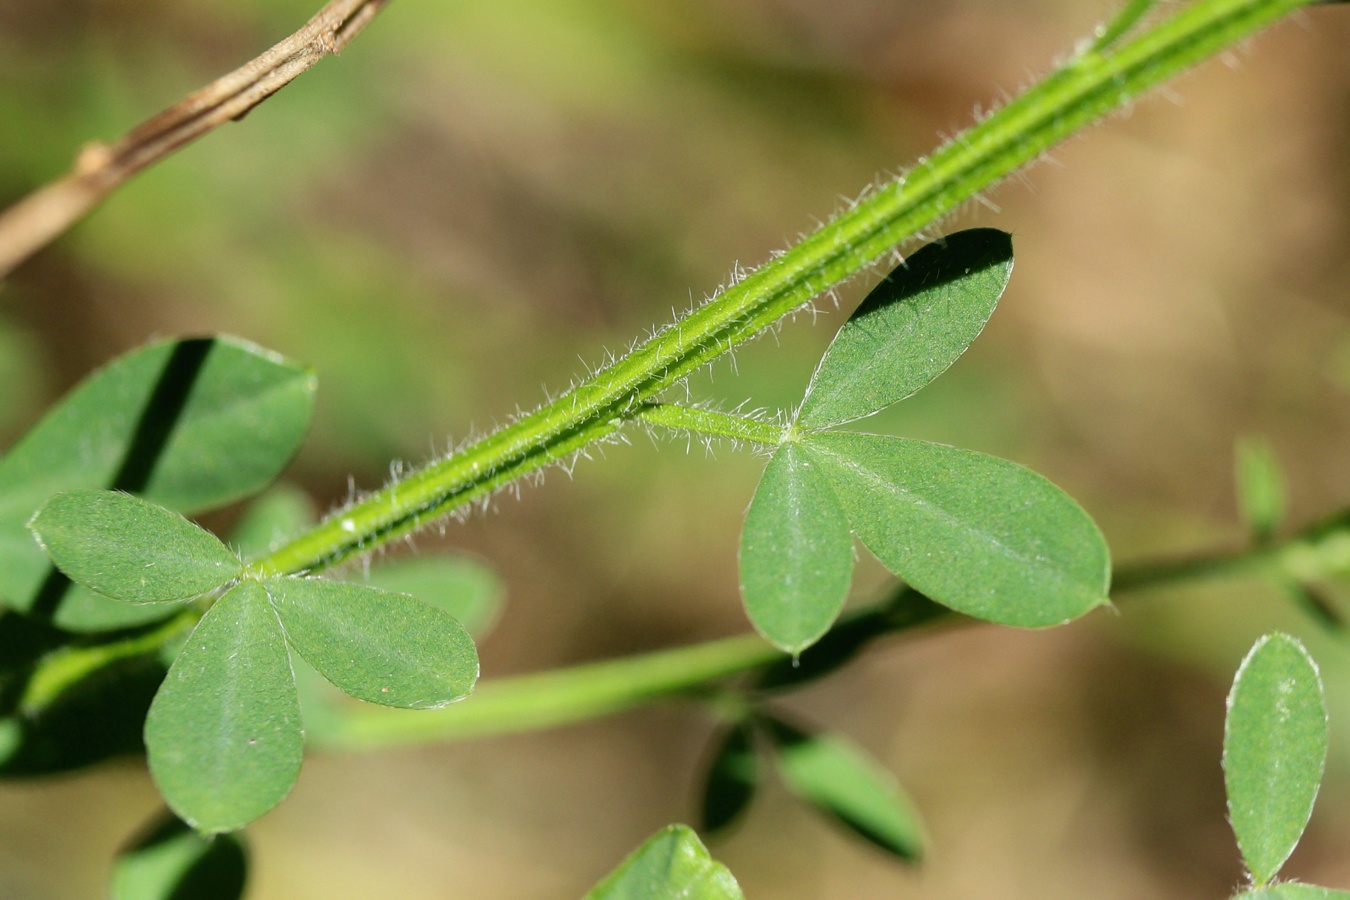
[3,1,1350,897]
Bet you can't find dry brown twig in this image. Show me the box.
[0,0,392,280]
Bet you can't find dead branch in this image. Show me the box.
[0,0,392,279]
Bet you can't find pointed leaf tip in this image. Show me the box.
[796,228,1013,430]
[29,491,241,603]
[1225,632,1328,886]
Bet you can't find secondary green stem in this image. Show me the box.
[310,520,1345,752]
[634,403,784,446]
[254,0,1319,579]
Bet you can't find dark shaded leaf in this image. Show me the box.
[110,811,247,900]
[700,722,760,833]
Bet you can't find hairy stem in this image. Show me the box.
[252,0,1320,579]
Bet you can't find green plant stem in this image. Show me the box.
[309,526,1339,752]
[252,0,1318,579]
[17,608,198,714]
[312,632,784,751]
[634,403,783,446]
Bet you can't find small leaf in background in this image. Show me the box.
[228,484,316,562]
[584,824,744,900]
[765,716,925,862]
[795,229,1013,430]
[700,722,761,834]
[264,577,479,709]
[365,555,504,638]
[146,582,302,833]
[1224,632,1328,886]
[805,432,1110,627]
[110,811,247,900]
[29,491,241,603]
[1241,885,1350,899]
[1236,436,1286,544]
[0,336,314,628]
[739,444,854,653]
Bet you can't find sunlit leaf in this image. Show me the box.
[700,722,760,834]
[584,824,744,900]
[365,555,504,638]
[264,577,478,709]
[145,583,302,833]
[1224,633,1328,885]
[740,444,854,653]
[0,336,314,628]
[110,811,247,900]
[795,229,1013,430]
[766,716,925,862]
[29,491,241,603]
[804,432,1110,627]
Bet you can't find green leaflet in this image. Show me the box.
[802,432,1110,628]
[29,491,241,603]
[739,443,854,653]
[364,555,504,638]
[110,812,247,900]
[766,716,925,862]
[796,229,1013,430]
[264,577,479,709]
[1224,633,1328,885]
[584,824,744,900]
[145,582,303,834]
[0,336,314,629]
[700,722,761,834]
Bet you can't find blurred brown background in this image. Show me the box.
[3,1,1350,897]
